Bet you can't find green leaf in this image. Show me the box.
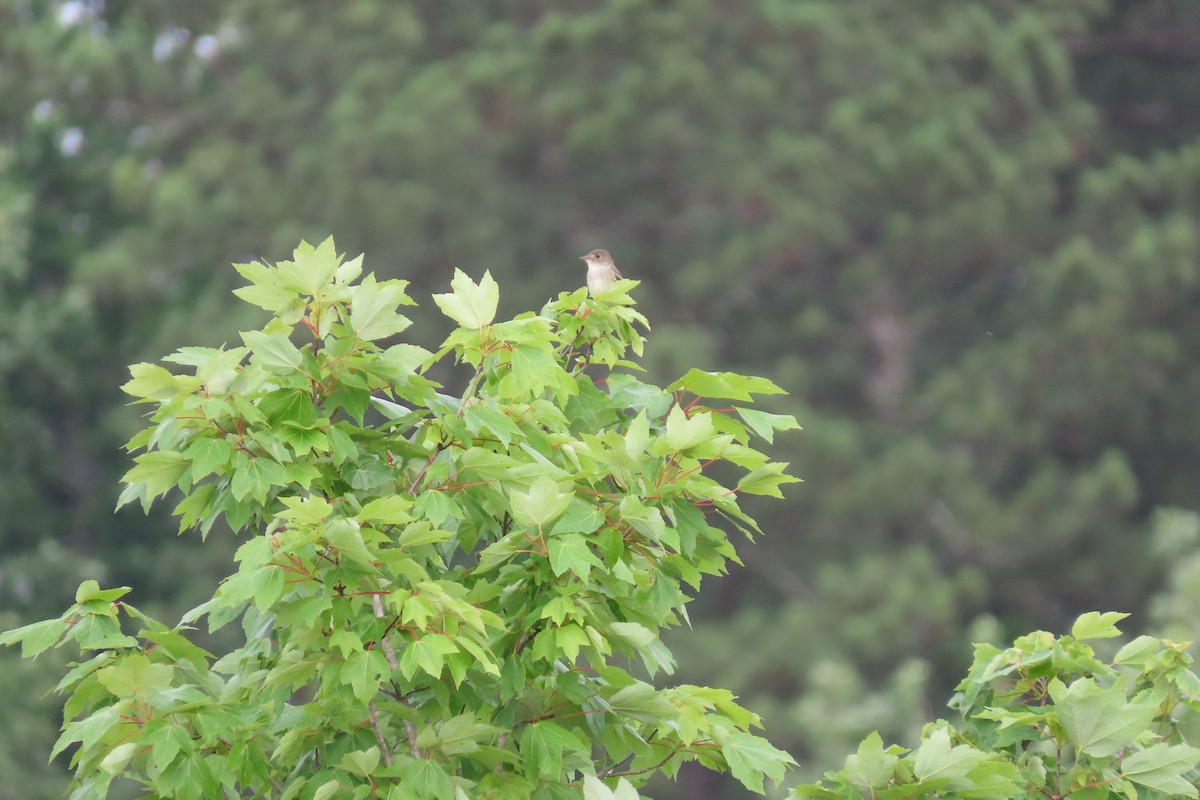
[1070,611,1129,641]
[551,502,605,535]
[230,454,289,502]
[656,405,714,453]
[669,369,785,399]
[843,731,898,790]
[395,522,454,548]
[520,721,589,778]
[737,462,802,498]
[416,712,504,757]
[466,404,523,447]
[325,518,375,568]
[1121,742,1200,797]
[122,362,184,400]
[120,450,189,503]
[734,407,801,444]
[607,682,679,723]
[97,654,174,698]
[75,581,132,604]
[548,534,605,580]
[510,474,572,529]
[398,634,458,680]
[357,495,414,525]
[241,330,304,371]
[583,776,640,800]
[349,273,413,341]
[339,747,381,777]
[433,268,499,328]
[343,649,389,703]
[1049,677,1156,757]
[0,618,68,657]
[1114,635,1161,667]
[721,732,796,794]
[184,437,234,478]
[51,705,122,761]
[68,615,139,650]
[376,343,433,378]
[396,760,454,799]
[312,779,340,800]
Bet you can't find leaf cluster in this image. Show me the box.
[1,239,799,799]
[794,612,1200,799]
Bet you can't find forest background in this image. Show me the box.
[2,1,1200,798]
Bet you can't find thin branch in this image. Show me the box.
[368,702,393,768]
[372,594,400,671]
[599,745,682,778]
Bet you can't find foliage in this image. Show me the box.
[1,240,799,799]
[793,612,1200,799]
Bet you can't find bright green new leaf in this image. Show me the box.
[668,369,785,399]
[1070,611,1129,641]
[120,451,189,503]
[656,405,715,453]
[583,776,639,800]
[433,268,499,328]
[97,654,174,699]
[357,495,414,525]
[338,747,381,777]
[376,343,433,378]
[122,362,184,400]
[843,731,899,790]
[99,742,138,776]
[349,273,413,341]
[1048,677,1156,757]
[325,518,375,568]
[510,474,572,529]
[75,581,131,605]
[737,462,803,498]
[241,330,304,371]
[1113,635,1162,667]
[734,407,801,444]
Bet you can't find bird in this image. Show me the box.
[579,249,622,295]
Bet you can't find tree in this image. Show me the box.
[1,240,799,799]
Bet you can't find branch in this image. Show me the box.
[599,744,683,778]
[368,702,393,768]
[371,594,400,671]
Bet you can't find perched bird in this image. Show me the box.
[579,248,622,295]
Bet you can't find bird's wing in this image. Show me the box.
[613,265,622,280]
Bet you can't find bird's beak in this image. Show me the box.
[579,256,587,262]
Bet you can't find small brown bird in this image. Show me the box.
[579,249,622,295]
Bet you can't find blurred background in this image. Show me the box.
[3,1,1200,797]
